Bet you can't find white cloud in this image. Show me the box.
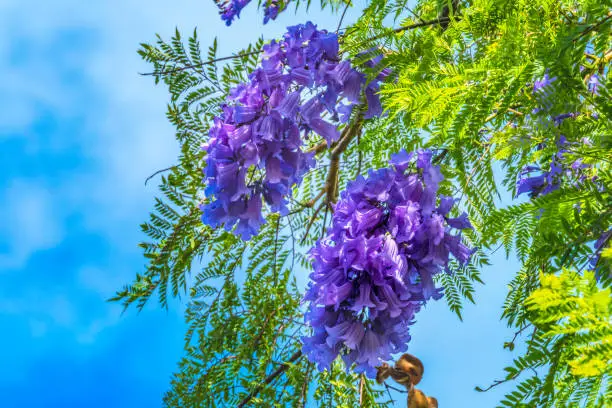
[0,284,124,343]
[76,312,122,344]
[0,292,76,328]
[0,181,64,269]
[78,266,125,299]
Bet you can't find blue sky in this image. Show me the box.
[0,1,523,406]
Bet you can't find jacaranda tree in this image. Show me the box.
[112,0,612,406]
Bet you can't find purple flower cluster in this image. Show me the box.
[302,150,474,376]
[516,136,591,198]
[532,72,557,111]
[214,0,251,26]
[587,74,600,95]
[201,22,386,239]
[522,70,607,278]
[214,0,290,26]
[516,136,593,198]
[590,229,612,281]
[263,0,284,24]
[516,70,597,198]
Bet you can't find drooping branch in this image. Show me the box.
[140,50,261,77]
[142,17,456,77]
[476,326,539,393]
[144,165,177,185]
[236,350,303,408]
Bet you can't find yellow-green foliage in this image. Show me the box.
[528,270,611,379]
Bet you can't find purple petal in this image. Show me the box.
[447,212,473,230]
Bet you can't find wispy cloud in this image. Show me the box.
[0,181,64,269]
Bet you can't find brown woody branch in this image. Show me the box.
[287,188,325,215]
[359,374,365,405]
[324,117,364,206]
[305,140,329,155]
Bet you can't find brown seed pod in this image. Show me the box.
[395,353,424,386]
[376,354,438,407]
[408,388,430,408]
[376,362,392,384]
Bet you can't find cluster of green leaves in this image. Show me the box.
[115,0,611,406]
[489,269,611,407]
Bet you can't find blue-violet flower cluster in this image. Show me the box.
[201,22,386,239]
[516,72,595,198]
[214,0,290,26]
[302,150,474,377]
[516,136,593,198]
[519,70,606,279]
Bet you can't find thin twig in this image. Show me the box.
[506,323,532,349]
[144,165,177,185]
[477,374,519,392]
[404,6,426,24]
[140,50,261,76]
[574,13,612,42]
[321,203,330,237]
[478,328,540,392]
[359,374,365,405]
[298,363,313,408]
[287,188,325,215]
[384,383,396,404]
[301,201,326,244]
[236,351,303,408]
[336,1,352,34]
[385,383,409,394]
[358,17,453,47]
[305,140,329,155]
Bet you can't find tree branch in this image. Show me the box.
[336,0,352,34]
[359,374,365,405]
[305,140,329,155]
[144,165,177,185]
[359,16,454,46]
[298,363,313,408]
[236,350,303,408]
[140,50,261,77]
[324,117,364,205]
[143,16,456,77]
[301,201,326,244]
[287,188,325,215]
